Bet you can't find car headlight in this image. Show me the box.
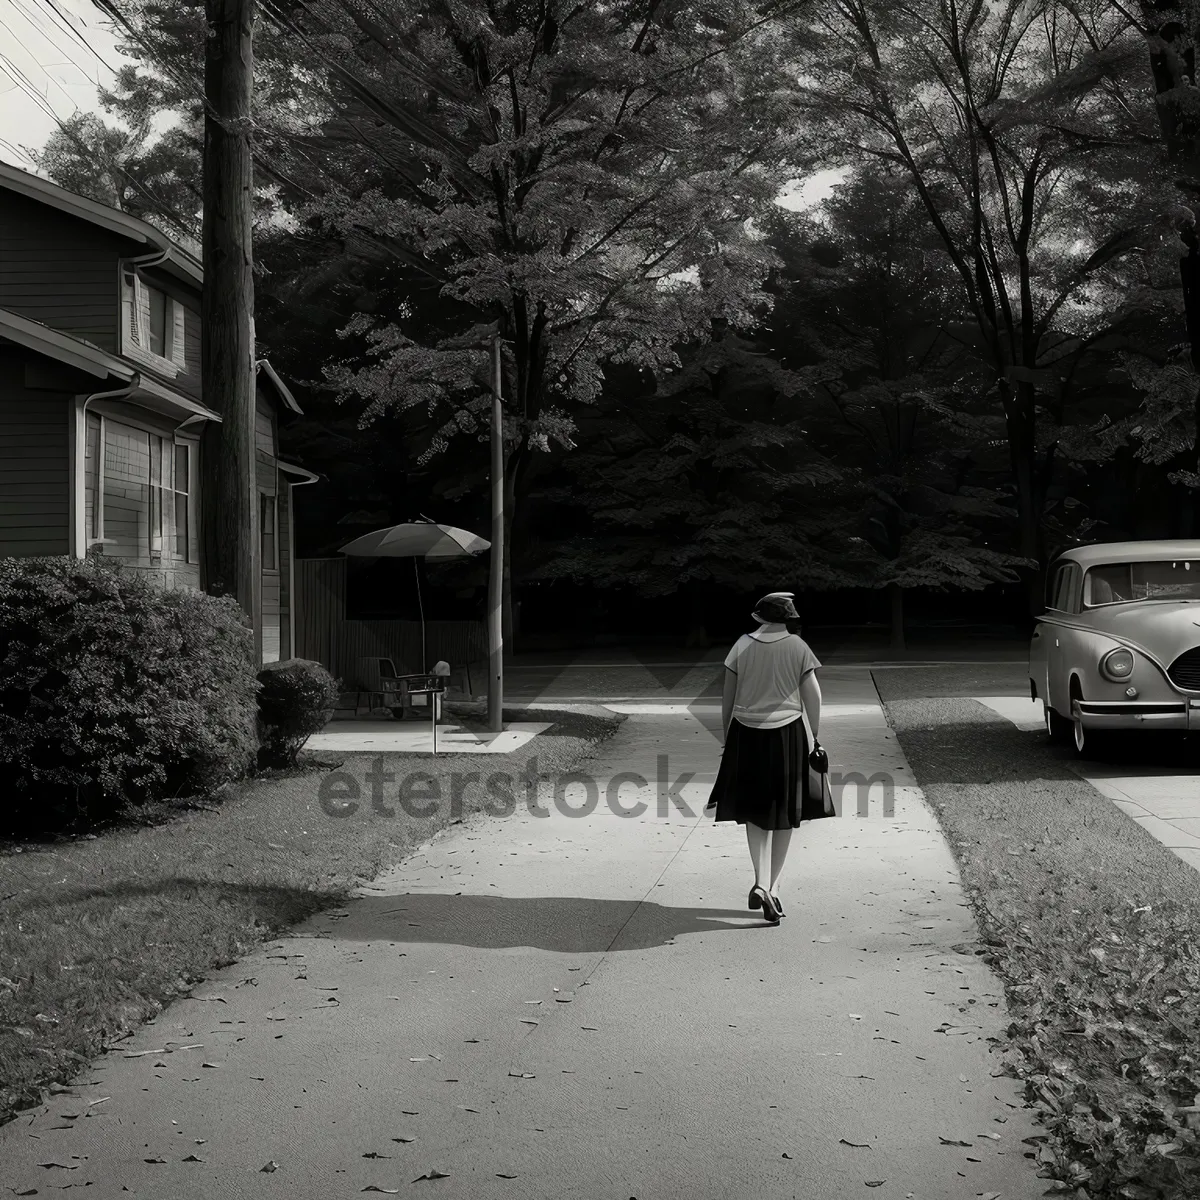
[1100,647,1135,681]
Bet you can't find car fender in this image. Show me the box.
[1047,622,1179,707]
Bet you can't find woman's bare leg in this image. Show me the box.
[769,827,793,899]
[745,822,772,889]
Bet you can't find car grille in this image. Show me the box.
[1168,646,1200,691]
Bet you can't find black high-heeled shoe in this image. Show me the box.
[748,886,762,911]
[771,893,785,917]
[751,886,780,923]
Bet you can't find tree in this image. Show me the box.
[790,0,1167,609]
[28,111,202,244]
[91,0,814,643]
[528,328,870,643]
[765,175,1030,647]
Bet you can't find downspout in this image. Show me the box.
[73,373,142,557]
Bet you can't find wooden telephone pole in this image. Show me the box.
[200,0,261,662]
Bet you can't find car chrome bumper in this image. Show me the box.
[1073,699,1200,730]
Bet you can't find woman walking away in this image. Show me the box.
[706,591,829,924]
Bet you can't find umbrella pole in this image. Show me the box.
[413,556,426,673]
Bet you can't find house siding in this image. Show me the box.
[0,193,126,351]
[255,386,276,457]
[0,352,69,556]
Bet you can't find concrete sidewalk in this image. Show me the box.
[0,672,1045,1200]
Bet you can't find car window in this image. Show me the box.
[1046,563,1068,611]
[1083,560,1200,606]
[1049,563,1076,611]
[1061,564,1082,613]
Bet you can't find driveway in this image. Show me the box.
[0,666,1046,1199]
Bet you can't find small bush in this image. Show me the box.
[256,657,340,768]
[0,556,259,832]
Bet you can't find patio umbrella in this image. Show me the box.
[338,517,491,672]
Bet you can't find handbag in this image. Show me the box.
[799,707,837,817]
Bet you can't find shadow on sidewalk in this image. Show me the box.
[319,892,756,952]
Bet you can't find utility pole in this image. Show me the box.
[200,0,261,663]
[488,333,504,732]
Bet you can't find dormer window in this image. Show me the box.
[121,266,187,374]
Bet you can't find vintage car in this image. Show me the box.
[1030,540,1200,754]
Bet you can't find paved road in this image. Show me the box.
[0,668,1046,1200]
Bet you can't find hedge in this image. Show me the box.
[0,556,259,832]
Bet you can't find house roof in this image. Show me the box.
[0,307,221,424]
[1057,540,1200,567]
[0,161,203,287]
[256,358,304,415]
[276,459,319,483]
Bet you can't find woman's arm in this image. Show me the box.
[799,671,821,738]
[721,666,737,741]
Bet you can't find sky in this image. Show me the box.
[0,0,843,206]
[0,0,134,169]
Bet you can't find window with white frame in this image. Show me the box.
[87,413,198,565]
[260,492,277,571]
[121,268,188,373]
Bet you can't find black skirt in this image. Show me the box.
[709,715,829,830]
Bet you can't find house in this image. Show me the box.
[0,161,317,662]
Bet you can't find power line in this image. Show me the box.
[0,43,200,239]
[21,0,120,76]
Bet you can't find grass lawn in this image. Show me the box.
[875,667,1200,1200]
[0,703,624,1128]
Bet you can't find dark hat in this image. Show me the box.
[752,591,799,622]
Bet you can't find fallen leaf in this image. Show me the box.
[865,1182,886,1188]
[363,1153,392,1159]
[10,1189,39,1196]
[182,1154,204,1162]
[849,1014,863,1020]
[37,1166,77,1172]
[496,1173,518,1179]
[976,1132,1001,1141]
[782,1152,792,1159]
[840,1139,871,1148]
[85,1099,110,1107]
[412,1169,450,1181]
[361,1188,400,1194]
[142,1158,166,1164]
[508,1071,535,1079]
[938,1137,972,1147]
[391,1137,415,1144]
[520,1020,539,1026]
[958,1075,968,1083]
[458,1108,479,1114]
[201,1063,219,1069]
[122,1050,167,1058]
[260,1160,279,1173]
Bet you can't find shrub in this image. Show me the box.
[0,556,259,832]
[256,657,340,768]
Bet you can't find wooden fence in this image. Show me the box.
[295,557,487,690]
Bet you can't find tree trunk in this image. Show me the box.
[888,582,905,654]
[1006,387,1045,617]
[200,0,259,661]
